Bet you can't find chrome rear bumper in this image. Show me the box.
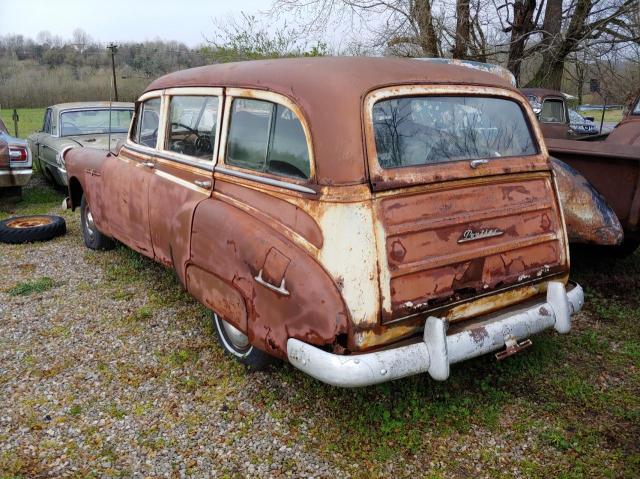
[287,281,584,387]
[0,169,32,187]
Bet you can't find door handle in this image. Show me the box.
[470,159,489,169]
[194,180,212,189]
[141,161,155,169]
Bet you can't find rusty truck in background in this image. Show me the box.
[62,57,583,386]
[525,88,640,254]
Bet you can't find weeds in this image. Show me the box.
[7,277,54,296]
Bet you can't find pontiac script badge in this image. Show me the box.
[458,228,504,244]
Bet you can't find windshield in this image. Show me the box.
[569,110,584,123]
[60,109,133,136]
[633,99,640,115]
[373,96,537,169]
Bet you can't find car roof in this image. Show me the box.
[51,101,134,112]
[145,57,521,186]
[145,57,515,93]
[520,88,565,99]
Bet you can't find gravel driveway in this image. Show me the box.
[1,179,638,478]
[0,205,344,478]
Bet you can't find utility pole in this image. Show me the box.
[107,43,119,101]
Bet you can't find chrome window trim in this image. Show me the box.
[214,166,316,195]
[123,142,159,158]
[160,89,223,168]
[220,88,316,183]
[124,143,214,172]
[156,150,214,172]
[129,93,164,148]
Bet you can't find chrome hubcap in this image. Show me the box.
[215,313,250,352]
[85,206,95,240]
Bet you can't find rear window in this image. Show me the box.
[226,98,311,180]
[540,99,565,123]
[373,96,536,169]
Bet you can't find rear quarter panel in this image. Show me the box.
[189,191,351,359]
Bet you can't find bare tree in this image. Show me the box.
[272,1,441,56]
[452,0,472,58]
[528,0,639,89]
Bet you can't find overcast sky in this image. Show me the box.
[0,0,273,46]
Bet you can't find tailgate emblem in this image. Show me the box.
[458,228,504,243]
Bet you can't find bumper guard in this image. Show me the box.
[287,281,584,387]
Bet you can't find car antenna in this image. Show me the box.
[108,73,114,155]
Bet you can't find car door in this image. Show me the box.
[539,97,570,139]
[147,88,221,279]
[101,95,160,256]
[31,108,52,171]
[41,108,60,171]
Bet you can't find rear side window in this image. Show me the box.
[42,108,52,134]
[540,99,565,123]
[226,98,310,180]
[166,95,219,160]
[133,98,161,148]
[373,96,537,169]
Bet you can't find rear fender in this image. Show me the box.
[551,157,623,245]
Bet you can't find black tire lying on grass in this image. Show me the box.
[0,215,66,244]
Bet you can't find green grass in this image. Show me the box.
[579,108,623,123]
[0,108,45,139]
[7,277,55,296]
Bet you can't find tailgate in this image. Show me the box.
[373,172,568,323]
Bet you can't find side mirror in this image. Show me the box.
[583,116,595,122]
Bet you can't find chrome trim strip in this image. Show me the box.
[123,143,156,158]
[123,143,215,172]
[214,166,316,195]
[155,150,214,171]
[154,169,210,194]
[0,170,32,176]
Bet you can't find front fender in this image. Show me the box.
[551,157,623,246]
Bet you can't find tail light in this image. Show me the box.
[9,146,28,163]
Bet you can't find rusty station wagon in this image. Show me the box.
[64,58,583,386]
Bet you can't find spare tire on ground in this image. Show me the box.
[0,215,66,244]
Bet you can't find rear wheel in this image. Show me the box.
[80,195,115,250]
[212,312,274,370]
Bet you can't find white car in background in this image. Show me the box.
[27,102,134,187]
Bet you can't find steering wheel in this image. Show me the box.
[171,122,197,133]
[195,136,212,154]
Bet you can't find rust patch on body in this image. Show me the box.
[469,327,489,344]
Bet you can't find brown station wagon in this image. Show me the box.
[63,58,584,386]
